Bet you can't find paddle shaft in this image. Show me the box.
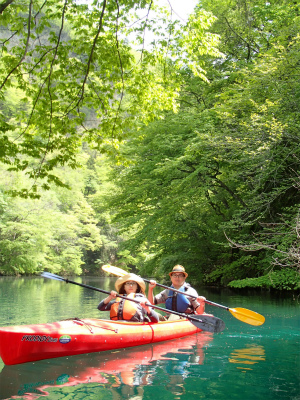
[144,278,229,310]
[101,265,265,325]
[147,278,265,325]
[51,276,209,325]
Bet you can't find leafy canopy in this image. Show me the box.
[0,0,220,198]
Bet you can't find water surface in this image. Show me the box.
[0,276,299,400]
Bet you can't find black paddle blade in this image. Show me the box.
[189,314,226,333]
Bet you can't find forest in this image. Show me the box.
[0,0,299,291]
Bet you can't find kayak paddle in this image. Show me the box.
[41,272,225,333]
[102,264,265,326]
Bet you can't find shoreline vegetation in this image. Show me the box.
[0,272,299,293]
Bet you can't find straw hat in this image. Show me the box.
[115,273,146,294]
[168,265,188,278]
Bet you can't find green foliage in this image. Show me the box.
[100,0,300,289]
[0,152,105,275]
[0,0,221,198]
[204,255,268,286]
[0,0,299,290]
[104,110,232,278]
[229,269,300,291]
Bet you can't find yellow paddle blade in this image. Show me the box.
[229,307,265,326]
[102,264,128,277]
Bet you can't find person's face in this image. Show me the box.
[124,281,138,294]
[170,273,186,288]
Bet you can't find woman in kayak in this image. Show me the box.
[98,273,159,322]
[148,265,206,317]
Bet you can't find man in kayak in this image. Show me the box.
[98,273,159,322]
[147,265,206,318]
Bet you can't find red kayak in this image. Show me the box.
[0,333,214,399]
[0,317,203,365]
[0,333,214,400]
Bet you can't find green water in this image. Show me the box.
[0,276,299,400]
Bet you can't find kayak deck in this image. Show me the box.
[0,318,201,365]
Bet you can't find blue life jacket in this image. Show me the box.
[165,284,192,313]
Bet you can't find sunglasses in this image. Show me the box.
[171,273,185,278]
[125,281,138,286]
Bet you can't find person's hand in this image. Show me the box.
[104,290,118,304]
[109,290,117,300]
[140,299,151,314]
[197,296,206,303]
[195,296,206,314]
[149,280,157,289]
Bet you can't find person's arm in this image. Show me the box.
[140,298,159,323]
[195,296,206,314]
[97,290,117,311]
[147,280,157,305]
[186,287,206,314]
[103,290,117,304]
[148,309,160,322]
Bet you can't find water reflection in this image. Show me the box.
[229,345,265,371]
[0,333,213,400]
[1,277,298,400]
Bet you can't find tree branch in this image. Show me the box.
[28,0,68,190]
[138,0,153,64]
[111,0,125,137]
[223,16,259,59]
[77,0,107,110]
[214,177,247,207]
[0,0,14,14]
[0,0,33,91]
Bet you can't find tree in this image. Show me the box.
[100,0,300,288]
[0,0,221,198]
[0,153,103,275]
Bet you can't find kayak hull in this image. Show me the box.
[0,318,201,365]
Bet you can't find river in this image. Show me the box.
[0,276,299,400]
